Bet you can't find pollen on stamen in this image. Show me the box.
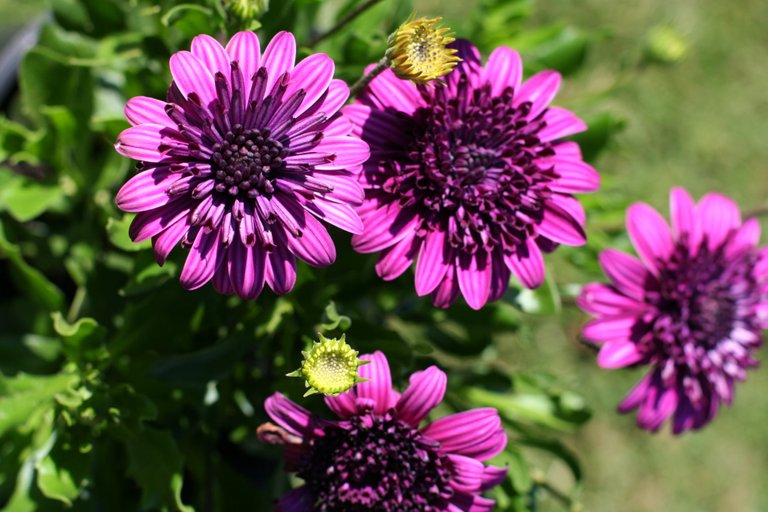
[386,16,461,84]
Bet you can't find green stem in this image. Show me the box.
[307,0,385,47]
[349,58,389,97]
[67,287,86,323]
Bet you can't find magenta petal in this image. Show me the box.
[538,203,586,246]
[152,215,189,264]
[129,198,191,242]
[265,243,297,295]
[422,408,506,461]
[352,204,417,253]
[264,392,313,438]
[488,253,511,301]
[325,351,397,417]
[597,341,644,368]
[415,229,451,295]
[538,107,587,141]
[262,31,296,94]
[457,253,492,310]
[225,31,261,103]
[513,70,561,119]
[288,213,336,267]
[314,172,365,205]
[618,373,652,413]
[447,454,484,494]
[115,169,177,212]
[169,51,217,106]
[506,238,545,289]
[599,249,652,300]
[376,233,418,281]
[229,238,266,300]
[576,283,649,316]
[115,124,168,162]
[275,487,313,512]
[285,53,335,117]
[548,159,600,193]
[626,203,674,274]
[190,34,230,81]
[637,383,678,431]
[432,266,461,308]
[179,228,223,290]
[582,316,640,343]
[726,218,761,258]
[312,136,371,170]
[485,46,522,96]
[697,192,742,250]
[480,466,508,491]
[669,187,699,245]
[363,68,424,114]
[302,198,363,234]
[343,104,407,146]
[125,96,173,127]
[321,79,351,115]
[395,366,447,427]
[356,351,398,414]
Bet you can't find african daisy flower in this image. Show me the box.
[578,188,768,434]
[345,40,599,310]
[114,32,369,299]
[262,352,508,511]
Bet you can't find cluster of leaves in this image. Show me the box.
[0,0,635,510]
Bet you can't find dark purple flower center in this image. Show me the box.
[298,412,453,512]
[644,235,761,375]
[386,76,556,253]
[211,124,287,199]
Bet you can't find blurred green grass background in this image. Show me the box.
[2,0,767,510]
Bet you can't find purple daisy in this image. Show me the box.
[114,32,369,298]
[345,41,599,309]
[578,188,768,433]
[262,352,508,511]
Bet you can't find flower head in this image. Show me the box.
[578,188,768,434]
[346,41,598,309]
[287,334,369,397]
[386,17,460,84]
[263,352,508,511]
[114,32,369,299]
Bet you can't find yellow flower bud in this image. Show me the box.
[386,17,460,84]
[287,334,369,397]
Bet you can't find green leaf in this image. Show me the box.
[35,453,81,506]
[120,260,178,296]
[51,313,107,363]
[0,373,77,437]
[569,111,626,162]
[106,215,150,252]
[0,180,66,222]
[113,426,193,512]
[0,221,65,312]
[151,335,253,387]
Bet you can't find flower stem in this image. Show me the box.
[349,57,389,97]
[307,0,385,47]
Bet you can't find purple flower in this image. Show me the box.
[263,352,508,511]
[114,32,369,299]
[345,41,598,309]
[578,188,768,433]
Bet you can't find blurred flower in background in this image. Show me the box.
[263,351,508,511]
[115,31,369,300]
[579,188,768,433]
[348,40,599,310]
